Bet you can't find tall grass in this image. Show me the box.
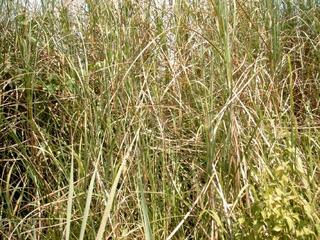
[1,0,320,239]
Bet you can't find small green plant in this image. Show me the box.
[236,162,320,239]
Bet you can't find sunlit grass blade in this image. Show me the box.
[95,130,140,240]
[65,147,74,240]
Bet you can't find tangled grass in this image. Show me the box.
[1,0,320,239]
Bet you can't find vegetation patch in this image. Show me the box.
[0,0,319,239]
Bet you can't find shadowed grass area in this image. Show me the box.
[0,0,320,239]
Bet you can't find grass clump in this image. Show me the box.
[0,0,320,239]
